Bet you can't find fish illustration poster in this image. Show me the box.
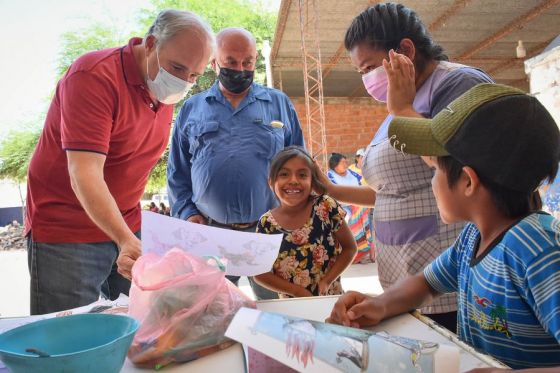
[226,308,460,373]
[141,212,282,276]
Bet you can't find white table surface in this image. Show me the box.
[121,296,506,372]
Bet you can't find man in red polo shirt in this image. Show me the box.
[25,9,215,315]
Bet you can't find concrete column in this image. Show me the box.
[525,46,560,127]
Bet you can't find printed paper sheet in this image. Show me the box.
[141,212,282,276]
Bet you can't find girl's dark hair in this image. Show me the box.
[269,146,327,195]
[436,156,557,219]
[344,2,448,71]
[328,153,346,171]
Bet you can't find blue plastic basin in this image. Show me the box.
[0,313,139,373]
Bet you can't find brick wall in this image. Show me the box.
[291,97,388,156]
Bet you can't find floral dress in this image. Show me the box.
[256,194,346,298]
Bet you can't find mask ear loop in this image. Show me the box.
[155,46,162,70]
[146,40,161,80]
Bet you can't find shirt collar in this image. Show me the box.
[121,37,145,86]
[204,81,271,102]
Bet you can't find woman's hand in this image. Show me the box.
[383,49,417,117]
[318,278,332,295]
[313,159,333,194]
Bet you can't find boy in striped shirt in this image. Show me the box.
[327,84,560,371]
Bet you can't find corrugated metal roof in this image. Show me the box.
[271,0,560,97]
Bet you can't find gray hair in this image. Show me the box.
[145,9,215,52]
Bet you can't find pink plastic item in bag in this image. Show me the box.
[127,248,256,368]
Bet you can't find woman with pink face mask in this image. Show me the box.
[320,3,492,333]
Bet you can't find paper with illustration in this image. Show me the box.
[226,307,460,373]
[141,211,282,276]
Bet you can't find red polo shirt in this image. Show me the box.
[25,38,173,243]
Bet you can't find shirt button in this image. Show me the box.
[149,103,154,108]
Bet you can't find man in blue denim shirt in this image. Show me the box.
[167,27,304,299]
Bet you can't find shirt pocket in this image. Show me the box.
[187,120,220,160]
[254,122,285,159]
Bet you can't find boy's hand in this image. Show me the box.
[326,291,386,328]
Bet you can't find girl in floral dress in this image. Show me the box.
[254,146,357,298]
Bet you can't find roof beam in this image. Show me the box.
[274,56,352,68]
[321,44,348,79]
[321,1,378,80]
[350,83,365,97]
[487,38,554,76]
[456,57,518,64]
[428,0,472,31]
[503,77,529,90]
[271,0,292,62]
[457,0,560,61]
[321,0,472,80]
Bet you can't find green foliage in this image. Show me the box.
[145,147,169,194]
[1,22,131,184]
[0,129,41,182]
[139,0,277,95]
[5,0,277,192]
[56,23,133,81]
[140,0,277,191]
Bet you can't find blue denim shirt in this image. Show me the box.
[168,82,304,223]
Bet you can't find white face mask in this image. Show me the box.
[146,48,193,105]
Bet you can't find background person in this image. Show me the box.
[348,148,376,263]
[348,148,366,175]
[327,153,373,264]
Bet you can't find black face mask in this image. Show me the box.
[217,66,254,94]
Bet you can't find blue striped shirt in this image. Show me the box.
[424,212,560,368]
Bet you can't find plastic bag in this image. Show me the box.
[127,248,256,368]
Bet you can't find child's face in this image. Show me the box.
[426,157,464,224]
[272,156,313,208]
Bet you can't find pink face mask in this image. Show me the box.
[362,66,388,103]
